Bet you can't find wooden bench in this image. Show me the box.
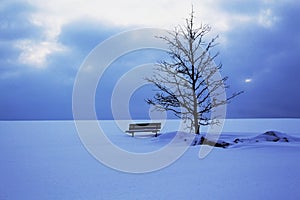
[125,122,161,137]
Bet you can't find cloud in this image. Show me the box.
[15,40,66,67]
[9,0,282,69]
[0,17,124,120]
[26,0,280,36]
[258,8,278,28]
[221,1,300,118]
[27,0,189,28]
[0,1,41,72]
[1,0,300,119]
[58,19,121,55]
[0,0,68,69]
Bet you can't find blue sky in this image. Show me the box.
[0,0,300,120]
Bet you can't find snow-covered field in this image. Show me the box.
[1,119,300,199]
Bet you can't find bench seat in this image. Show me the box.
[125,122,161,137]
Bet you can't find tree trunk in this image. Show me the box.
[193,112,200,134]
[192,87,199,134]
[196,123,200,134]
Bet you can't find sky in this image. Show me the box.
[0,0,300,120]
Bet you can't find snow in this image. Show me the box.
[1,119,300,199]
[232,130,300,146]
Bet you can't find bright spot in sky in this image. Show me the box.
[245,78,252,83]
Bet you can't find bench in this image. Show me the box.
[125,122,161,137]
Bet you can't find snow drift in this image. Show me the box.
[154,130,300,148]
[233,130,300,145]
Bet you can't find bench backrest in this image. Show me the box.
[129,123,161,130]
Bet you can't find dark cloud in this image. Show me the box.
[49,19,123,77]
[59,19,122,56]
[222,2,300,118]
[0,17,124,120]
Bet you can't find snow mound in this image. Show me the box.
[194,131,300,148]
[152,130,300,148]
[154,132,230,148]
[233,131,300,145]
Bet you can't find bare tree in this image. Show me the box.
[146,9,242,134]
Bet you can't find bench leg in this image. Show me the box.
[132,132,134,137]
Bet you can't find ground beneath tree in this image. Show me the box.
[154,130,300,148]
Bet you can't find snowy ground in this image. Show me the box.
[1,119,300,199]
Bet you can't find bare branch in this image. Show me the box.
[146,8,243,134]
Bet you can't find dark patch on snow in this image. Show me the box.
[231,131,300,146]
[234,138,241,143]
[192,136,230,148]
[192,131,300,148]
